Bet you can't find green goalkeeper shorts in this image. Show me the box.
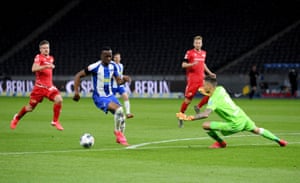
[209,118,256,136]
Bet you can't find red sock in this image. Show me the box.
[197,95,209,108]
[180,102,189,113]
[17,106,28,120]
[53,103,62,122]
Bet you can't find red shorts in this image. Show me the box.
[29,85,60,105]
[184,82,203,100]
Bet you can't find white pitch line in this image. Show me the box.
[0,147,124,156]
[125,137,209,149]
[0,132,299,155]
[126,132,300,149]
[127,142,300,150]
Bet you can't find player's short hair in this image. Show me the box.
[113,52,121,56]
[100,46,112,57]
[204,75,217,87]
[194,35,203,41]
[39,40,49,47]
[101,46,112,52]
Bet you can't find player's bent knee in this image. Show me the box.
[115,107,124,115]
[54,95,63,104]
[184,98,192,104]
[202,121,211,130]
[251,128,259,134]
[122,93,129,100]
[55,99,63,104]
[26,105,35,112]
[253,127,264,134]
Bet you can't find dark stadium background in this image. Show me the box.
[0,0,299,96]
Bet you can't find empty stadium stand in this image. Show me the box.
[0,0,299,77]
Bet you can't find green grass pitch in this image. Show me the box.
[0,96,299,183]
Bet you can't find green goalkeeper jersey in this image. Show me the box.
[206,86,249,122]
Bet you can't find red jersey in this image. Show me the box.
[184,49,206,84]
[34,54,54,87]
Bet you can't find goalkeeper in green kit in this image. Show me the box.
[176,76,288,148]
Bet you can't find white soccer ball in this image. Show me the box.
[80,133,95,148]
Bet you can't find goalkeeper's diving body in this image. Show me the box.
[176,76,288,148]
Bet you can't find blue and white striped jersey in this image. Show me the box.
[111,61,124,88]
[87,60,120,97]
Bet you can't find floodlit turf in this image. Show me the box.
[0,96,299,183]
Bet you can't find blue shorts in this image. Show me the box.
[112,86,126,95]
[92,95,121,114]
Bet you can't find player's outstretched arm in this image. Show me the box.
[176,108,212,121]
[189,108,212,120]
[204,64,216,78]
[73,69,87,102]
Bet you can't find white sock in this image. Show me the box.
[124,100,130,114]
[114,107,125,132]
[120,121,126,133]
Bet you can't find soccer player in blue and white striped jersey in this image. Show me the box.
[111,52,134,119]
[73,47,131,146]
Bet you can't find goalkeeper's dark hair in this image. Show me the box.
[204,75,217,87]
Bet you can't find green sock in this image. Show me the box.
[207,130,224,143]
[260,128,280,142]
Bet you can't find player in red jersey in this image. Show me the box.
[178,35,216,128]
[10,40,64,130]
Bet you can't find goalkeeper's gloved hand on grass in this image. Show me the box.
[176,113,194,121]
